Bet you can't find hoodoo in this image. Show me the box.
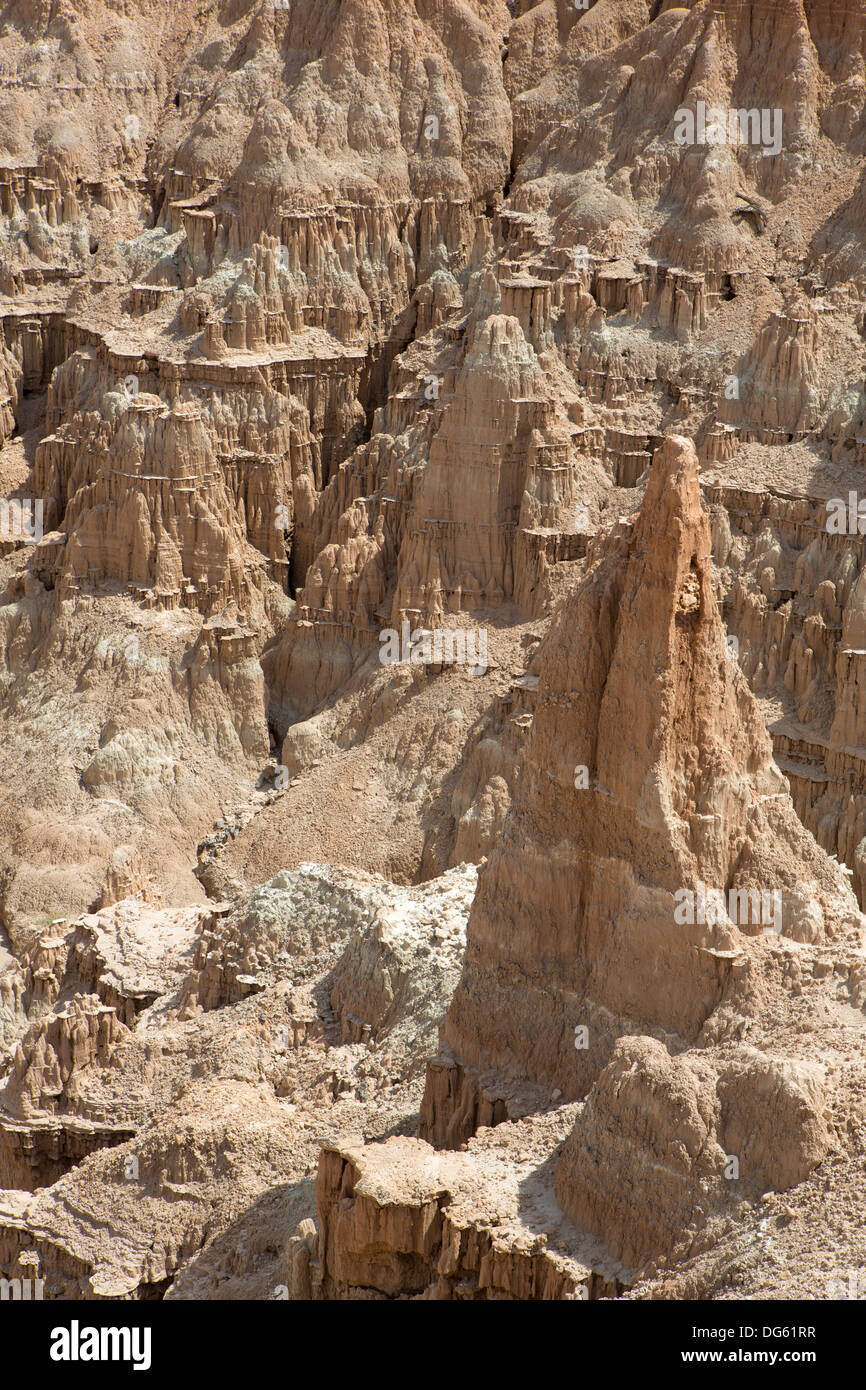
[422,435,860,1146]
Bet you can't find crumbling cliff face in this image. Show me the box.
[40,394,266,613]
[3,0,865,918]
[554,1037,832,1269]
[421,437,859,1146]
[262,291,610,726]
[0,862,477,1297]
[306,1126,621,1301]
[301,437,865,1296]
[3,0,866,1305]
[0,0,519,922]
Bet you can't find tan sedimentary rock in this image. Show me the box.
[421,435,859,1146]
[705,463,866,907]
[555,1037,831,1267]
[0,971,27,1053]
[0,1081,306,1297]
[0,329,18,449]
[0,862,478,1294]
[2,995,128,1121]
[0,990,134,1188]
[180,862,474,1064]
[309,1125,622,1301]
[19,933,72,1015]
[5,0,866,1306]
[28,311,366,588]
[392,314,593,625]
[264,291,610,725]
[97,846,156,910]
[556,1039,728,1268]
[66,902,202,1026]
[329,864,473,1061]
[178,865,388,1015]
[206,237,304,354]
[719,300,823,443]
[43,393,265,613]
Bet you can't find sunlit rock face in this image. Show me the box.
[2,0,866,1307]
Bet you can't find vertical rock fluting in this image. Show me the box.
[43,396,264,614]
[421,435,858,1146]
[718,300,823,442]
[392,314,591,625]
[0,328,18,449]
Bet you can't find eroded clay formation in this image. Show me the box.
[1,0,866,1303]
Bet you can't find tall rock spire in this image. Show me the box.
[422,435,858,1146]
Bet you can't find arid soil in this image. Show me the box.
[1,0,866,1302]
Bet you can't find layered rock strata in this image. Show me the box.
[421,435,860,1145]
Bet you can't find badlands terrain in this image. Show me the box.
[0,0,865,1305]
